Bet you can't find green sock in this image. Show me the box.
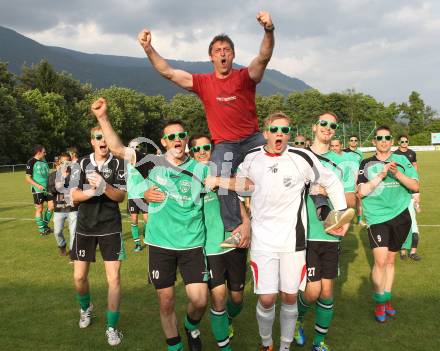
[210,309,232,350]
[35,216,45,233]
[167,336,183,351]
[76,292,90,311]
[106,310,120,329]
[373,292,387,304]
[313,298,334,346]
[184,314,200,331]
[226,299,243,319]
[43,209,53,224]
[384,291,392,302]
[131,223,140,241]
[357,215,362,222]
[143,223,148,244]
[297,291,311,322]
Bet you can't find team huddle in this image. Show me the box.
[24,11,422,351]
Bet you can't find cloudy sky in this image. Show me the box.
[1,0,439,111]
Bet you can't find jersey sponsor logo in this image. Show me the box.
[118,170,127,180]
[216,95,237,102]
[102,167,113,179]
[268,163,278,173]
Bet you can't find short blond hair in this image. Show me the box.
[263,111,291,128]
[90,126,102,139]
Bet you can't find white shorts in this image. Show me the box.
[250,250,306,295]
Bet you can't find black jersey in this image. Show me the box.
[72,153,126,236]
[393,148,417,164]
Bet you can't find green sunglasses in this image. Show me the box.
[163,131,188,141]
[294,141,305,145]
[316,120,339,130]
[191,144,212,153]
[267,125,291,135]
[92,133,104,141]
[375,135,392,141]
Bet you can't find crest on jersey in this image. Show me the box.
[283,176,293,188]
[102,167,113,179]
[180,180,191,194]
[268,163,278,173]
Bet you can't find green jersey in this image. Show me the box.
[343,147,363,163]
[357,153,418,225]
[127,163,148,199]
[26,157,50,193]
[145,157,209,250]
[307,150,354,242]
[203,191,234,255]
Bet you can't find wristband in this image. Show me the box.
[264,25,275,33]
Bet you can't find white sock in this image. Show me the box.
[256,300,275,347]
[279,302,298,351]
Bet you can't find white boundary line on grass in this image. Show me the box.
[0,217,439,227]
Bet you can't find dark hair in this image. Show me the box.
[208,34,235,55]
[398,134,409,140]
[349,134,359,139]
[375,125,391,135]
[188,134,212,148]
[163,119,185,134]
[34,144,45,155]
[59,152,71,160]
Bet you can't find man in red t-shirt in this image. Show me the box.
[138,11,275,233]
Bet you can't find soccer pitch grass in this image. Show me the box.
[0,152,439,351]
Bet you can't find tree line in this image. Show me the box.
[0,60,438,164]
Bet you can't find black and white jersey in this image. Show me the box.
[72,153,126,236]
[393,148,417,164]
[237,146,346,253]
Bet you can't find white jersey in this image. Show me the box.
[237,145,346,253]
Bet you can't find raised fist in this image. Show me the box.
[138,29,152,51]
[91,97,107,120]
[256,11,273,30]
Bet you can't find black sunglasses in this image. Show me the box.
[191,144,212,153]
[93,133,104,141]
[163,131,188,141]
[350,139,358,142]
[375,135,392,141]
[316,120,339,130]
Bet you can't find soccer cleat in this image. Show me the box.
[409,253,421,261]
[106,327,123,346]
[185,327,202,351]
[294,320,305,346]
[220,233,241,248]
[79,303,93,328]
[258,345,273,351]
[59,246,67,256]
[133,244,143,252]
[374,303,386,323]
[311,342,331,351]
[324,208,355,234]
[44,226,53,234]
[400,251,408,260]
[385,301,396,316]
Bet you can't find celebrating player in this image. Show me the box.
[357,126,419,322]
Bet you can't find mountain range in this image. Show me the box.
[0,26,311,98]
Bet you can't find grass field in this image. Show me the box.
[1,152,439,351]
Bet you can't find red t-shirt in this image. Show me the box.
[192,68,259,144]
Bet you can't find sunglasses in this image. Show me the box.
[294,141,305,145]
[375,135,392,141]
[163,131,188,141]
[350,139,358,142]
[93,133,104,141]
[400,140,408,144]
[191,144,212,153]
[316,120,339,130]
[267,125,291,135]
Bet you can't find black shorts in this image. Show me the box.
[32,192,48,205]
[207,248,248,291]
[70,232,126,262]
[367,208,412,252]
[148,245,208,289]
[127,198,148,214]
[306,241,339,282]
